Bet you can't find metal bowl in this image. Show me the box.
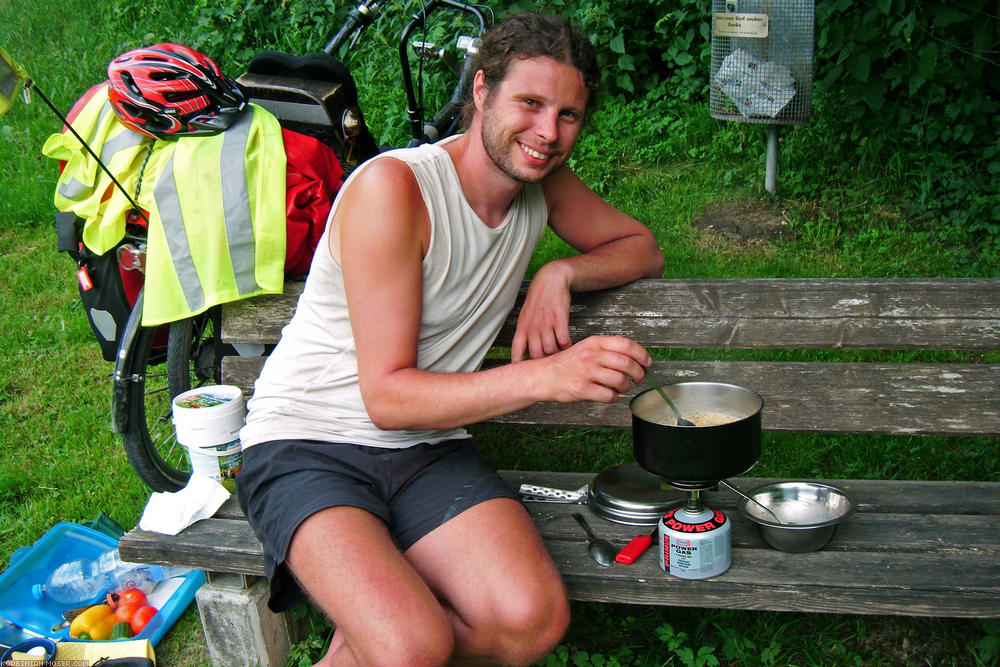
[738,481,855,553]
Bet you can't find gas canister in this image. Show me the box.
[658,502,731,579]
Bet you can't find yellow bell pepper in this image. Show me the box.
[69,603,117,640]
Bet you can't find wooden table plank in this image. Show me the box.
[223,279,1000,350]
[562,577,1000,618]
[540,540,1000,590]
[119,513,1000,617]
[118,473,1000,619]
[196,473,1000,520]
[497,471,1000,515]
[526,506,1000,554]
[122,518,269,577]
[223,357,1000,436]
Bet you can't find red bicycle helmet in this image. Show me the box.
[106,43,247,139]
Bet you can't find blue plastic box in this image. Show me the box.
[0,522,203,647]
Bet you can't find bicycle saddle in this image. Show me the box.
[248,51,359,105]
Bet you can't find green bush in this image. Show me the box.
[504,1,996,258]
[811,0,999,243]
[24,0,1000,259]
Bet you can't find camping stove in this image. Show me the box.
[657,480,731,579]
[629,382,764,580]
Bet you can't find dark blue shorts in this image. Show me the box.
[235,438,518,612]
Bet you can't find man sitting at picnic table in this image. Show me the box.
[236,11,664,666]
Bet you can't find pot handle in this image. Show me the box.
[518,484,588,503]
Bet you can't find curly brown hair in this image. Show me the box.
[460,12,601,128]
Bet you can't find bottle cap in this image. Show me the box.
[30,583,44,600]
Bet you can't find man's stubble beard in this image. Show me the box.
[479,114,565,185]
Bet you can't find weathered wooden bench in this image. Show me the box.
[119,278,1000,666]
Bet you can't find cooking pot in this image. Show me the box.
[630,381,763,484]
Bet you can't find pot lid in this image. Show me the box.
[589,463,686,526]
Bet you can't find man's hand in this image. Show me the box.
[510,166,664,364]
[511,263,573,362]
[535,335,652,404]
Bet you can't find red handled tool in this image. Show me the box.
[615,526,658,564]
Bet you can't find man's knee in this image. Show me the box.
[491,586,571,665]
[348,619,455,667]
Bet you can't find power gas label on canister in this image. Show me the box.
[658,507,732,580]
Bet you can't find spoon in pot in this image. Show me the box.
[645,370,695,426]
[572,512,616,567]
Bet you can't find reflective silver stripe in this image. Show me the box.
[153,152,204,313]
[0,57,16,99]
[99,129,147,163]
[90,101,113,145]
[58,177,89,201]
[57,102,125,201]
[219,110,260,295]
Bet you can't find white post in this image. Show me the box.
[765,125,779,195]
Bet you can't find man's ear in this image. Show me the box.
[472,69,488,112]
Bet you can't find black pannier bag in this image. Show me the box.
[57,211,135,362]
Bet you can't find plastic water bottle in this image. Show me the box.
[31,547,188,605]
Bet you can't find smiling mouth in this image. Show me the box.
[519,142,551,161]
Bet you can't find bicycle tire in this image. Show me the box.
[119,309,223,492]
[167,310,223,398]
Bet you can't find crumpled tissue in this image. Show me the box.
[716,48,796,118]
[138,473,230,535]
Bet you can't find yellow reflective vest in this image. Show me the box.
[43,86,287,326]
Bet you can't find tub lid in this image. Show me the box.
[588,463,686,526]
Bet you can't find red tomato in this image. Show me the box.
[115,602,141,623]
[118,588,148,608]
[130,605,158,635]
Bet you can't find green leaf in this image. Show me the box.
[609,33,626,55]
[928,5,970,28]
[918,42,938,78]
[897,10,916,39]
[859,77,888,110]
[845,53,871,83]
[673,52,693,66]
[616,72,634,93]
[697,646,720,666]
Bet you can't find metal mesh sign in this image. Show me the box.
[710,0,814,125]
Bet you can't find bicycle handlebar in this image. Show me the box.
[324,0,388,56]
[321,0,488,148]
[398,0,486,145]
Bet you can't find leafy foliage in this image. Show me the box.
[534,0,995,257]
[102,0,997,257]
[812,0,999,246]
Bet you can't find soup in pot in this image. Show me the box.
[643,404,739,427]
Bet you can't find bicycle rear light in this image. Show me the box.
[117,243,146,273]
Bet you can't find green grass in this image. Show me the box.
[2,0,999,664]
[544,606,995,667]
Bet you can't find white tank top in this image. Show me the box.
[240,142,548,449]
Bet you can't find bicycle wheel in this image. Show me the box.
[167,309,223,398]
[117,305,223,491]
